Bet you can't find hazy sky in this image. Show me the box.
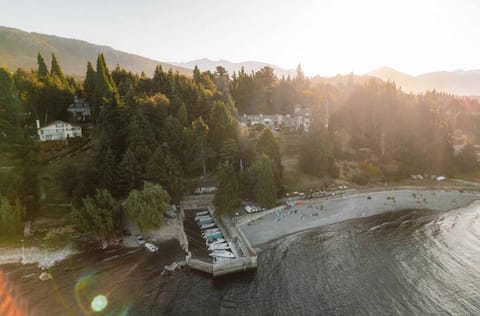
[1,0,479,76]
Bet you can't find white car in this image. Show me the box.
[145,242,158,252]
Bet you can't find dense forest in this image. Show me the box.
[1,53,479,238]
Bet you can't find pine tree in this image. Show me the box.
[146,143,184,201]
[153,65,169,95]
[99,53,116,88]
[177,102,188,126]
[208,101,238,153]
[193,65,201,83]
[120,108,157,191]
[37,53,49,82]
[250,155,277,208]
[98,146,118,192]
[256,128,281,167]
[191,117,209,176]
[213,161,240,216]
[83,61,96,102]
[92,54,118,119]
[50,53,67,85]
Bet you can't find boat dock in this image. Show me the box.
[179,195,257,277]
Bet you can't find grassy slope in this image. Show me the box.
[0,26,192,76]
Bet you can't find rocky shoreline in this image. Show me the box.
[0,245,75,269]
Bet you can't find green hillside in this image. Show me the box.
[0,26,191,76]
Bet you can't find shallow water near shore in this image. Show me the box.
[3,204,480,315]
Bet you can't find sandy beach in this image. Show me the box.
[239,188,480,246]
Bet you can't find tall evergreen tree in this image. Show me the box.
[146,143,184,202]
[250,155,277,208]
[98,146,118,193]
[153,65,170,95]
[92,54,118,119]
[50,53,67,85]
[213,161,240,216]
[37,53,49,82]
[191,117,209,176]
[208,101,238,153]
[256,128,282,186]
[120,108,157,191]
[193,65,201,83]
[177,102,188,126]
[83,61,96,101]
[256,128,281,167]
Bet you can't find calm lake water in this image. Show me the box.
[3,204,480,315]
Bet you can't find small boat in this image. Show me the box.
[145,242,158,253]
[205,232,223,241]
[209,250,235,259]
[201,225,218,232]
[197,218,214,226]
[200,222,216,229]
[195,215,212,222]
[196,210,209,216]
[202,229,221,237]
[206,238,225,246]
[208,243,230,251]
[202,228,220,236]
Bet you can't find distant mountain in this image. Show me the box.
[368,67,480,96]
[170,58,296,78]
[0,26,191,76]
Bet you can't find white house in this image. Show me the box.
[240,114,284,128]
[37,120,82,141]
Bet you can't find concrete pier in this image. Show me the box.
[180,196,257,277]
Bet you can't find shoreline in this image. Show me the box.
[0,245,75,269]
[239,188,480,247]
[0,217,182,270]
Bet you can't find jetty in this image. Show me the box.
[179,195,257,277]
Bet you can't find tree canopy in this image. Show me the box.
[125,182,171,231]
[71,189,120,239]
[213,161,240,216]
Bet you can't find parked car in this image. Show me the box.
[145,242,158,252]
[135,234,145,245]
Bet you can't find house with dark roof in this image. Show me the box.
[67,96,91,121]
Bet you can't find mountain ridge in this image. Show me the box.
[0,26,191,76]
[170,58,297,77]
[368,66,480,96]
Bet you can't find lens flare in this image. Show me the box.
[0,270,26,316]
[91,295,108,312]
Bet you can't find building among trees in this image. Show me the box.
[67,96,91,121]
[37,120,82,141]
[239,104,311,132]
